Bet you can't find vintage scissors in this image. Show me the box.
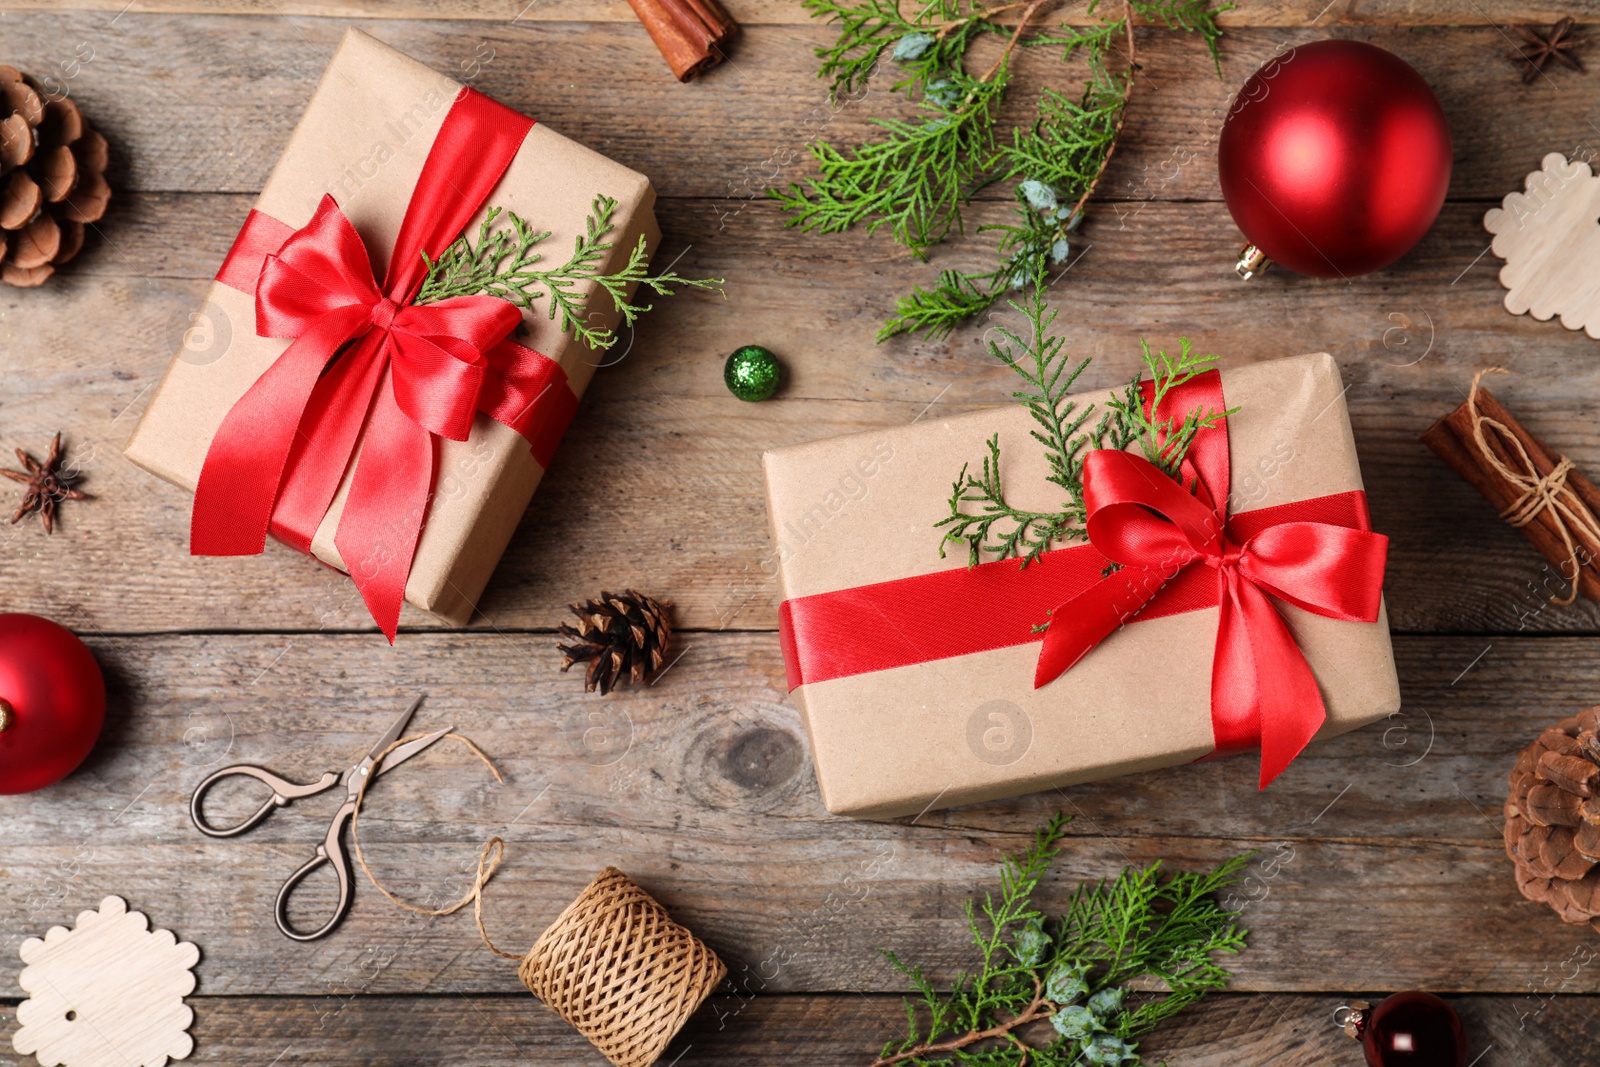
[188,695,450,942]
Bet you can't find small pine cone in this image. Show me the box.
[1505,705,1600,933]
[0,66,111,287]
[556,590,672,695]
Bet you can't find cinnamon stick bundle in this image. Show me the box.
[1421,369,1600,603]
[627,0,739,81]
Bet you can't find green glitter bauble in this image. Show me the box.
[723,345,781,402]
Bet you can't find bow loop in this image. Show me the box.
[254,195,385,339]
[1082,448,1224,568]
[1235,521,1388,621]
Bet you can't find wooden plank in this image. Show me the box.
[0,17,1585,202]
[3,0,1587,27]
[0,631,1589,997]
[5,194,1600,633]
[0,992,1588,1067]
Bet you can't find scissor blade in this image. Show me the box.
[372,725,452,778]
[364,694,427,763]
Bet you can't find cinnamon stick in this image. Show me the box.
[627,0,739,81]
[1422,381,1600,602]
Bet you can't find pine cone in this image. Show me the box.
[1504,705,1600,931]
[0,67,111,287]
[557,590,673,695]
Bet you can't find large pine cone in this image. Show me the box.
[1504,705,1600,931]
[557,590,673,695]
[0,67,111,287]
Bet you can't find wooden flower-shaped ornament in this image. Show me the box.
[13,896,199,1067]
[1484,152,1600,337]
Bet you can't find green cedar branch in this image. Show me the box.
[936,278,1230,567]
[416,195,724,351]
[771,75,1007,255]
[781,0,1232,341]
[869,813,1250,1067]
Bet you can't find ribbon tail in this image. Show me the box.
[1214,572,1327,789]
[1035,565,1169,688]
[192,305,370,556]
[270,334,387,553]
[333,381,435,643]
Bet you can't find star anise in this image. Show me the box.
[2,433,89,534]
[1511,17,1585,83]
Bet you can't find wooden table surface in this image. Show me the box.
[4,2,1600,1064]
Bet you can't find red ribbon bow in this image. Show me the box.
[1034,373,1388,787]
[193,88,577,642]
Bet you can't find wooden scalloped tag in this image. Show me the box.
[1485,152,1600,338]
[12,896,199,1067]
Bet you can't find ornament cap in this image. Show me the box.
[1335,1000,1371,1040]
[0,697,11,734]
[1236,243,1271,280]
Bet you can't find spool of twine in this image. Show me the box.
[351,736,725,1067]
[515,866,726,1067]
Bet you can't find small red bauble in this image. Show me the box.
[0,613,105,794]
[1343,991,1466,1067]
[1219,39,1453,278]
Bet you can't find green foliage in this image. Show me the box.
[1132,0,1227,73]
[771,74,1009,255]
[803,0,1004,104]
[416,195,724,351]
[873,814,1249,1066]
[776,0,1012,257]
[778,0,1232,341]
[936,278,1228,567]
[1109,337,1230,480]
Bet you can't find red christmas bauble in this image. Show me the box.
[0,613,105,794]
[1218,40,1452,278]
[1356,992,1466,1067]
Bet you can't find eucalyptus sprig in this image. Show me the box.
[872,813,1249,1067]
[937,277,1229,567]
[776,0,1232,341]
[416,195,724,351]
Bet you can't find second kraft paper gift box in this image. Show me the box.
[124,28,659,634]
[762,352,1402,818]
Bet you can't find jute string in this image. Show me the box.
[1468,367,1600,606]
[350,735,726,1067]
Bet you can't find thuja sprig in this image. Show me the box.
[871,813,1249,1067]
[1110,336,1230,481]
[779,0,1232,341]
[936,277,1229,567]
[775,0,1059,259]
[416,195,724,351]
[883,77,1118,339]
[773,65,1010,255]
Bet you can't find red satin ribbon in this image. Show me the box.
[777,370,1388,789]
[193,87,579,641]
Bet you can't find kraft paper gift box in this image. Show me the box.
[125,28,659,627]
[762,352,1402,818]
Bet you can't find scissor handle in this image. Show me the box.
[189,764,340,838]
[273,801,356,942]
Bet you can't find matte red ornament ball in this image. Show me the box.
[1218,39,1453,278]
[0,613,105,794]
[1359,992,1467,1067]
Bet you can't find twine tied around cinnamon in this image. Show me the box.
[1467,367,1600,605]
[350,735,726,1067]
